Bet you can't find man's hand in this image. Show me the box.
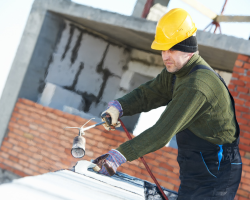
[101,106,121,131]
[92,149,126,176]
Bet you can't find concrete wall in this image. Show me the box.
[132,0,170,18]
[0,169,20,185]
[36,19,164,131]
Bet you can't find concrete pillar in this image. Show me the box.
[132,0,170,19]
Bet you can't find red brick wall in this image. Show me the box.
[0,98,180,191]
[228,54,250,200]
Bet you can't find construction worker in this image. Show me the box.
[93,8,242,200]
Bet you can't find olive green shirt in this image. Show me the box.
[116,54,237,162]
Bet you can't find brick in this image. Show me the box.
[18,153,28,161]
[168,159,179,168]
[167,177,180,186]
[239,94,250,101]
[39,168,49,174]
[29,146,39,153]
[2,141,13,149]
[29,164,40,172]
[166,170,180,179]
[10,117,17,122]
[243,63,250,69]
[158,180,175,190]
[94,135,106,142]
[243,132,250,139]
[237,118,248,125]
[238,196,249,200]
[52,126,64,134]
[235,99,245,105]
[237,55,249,62]
[13,145,22,152]
[159,163,174,171]
[16,102,28,109]
[66,120,79,128]
[19,98,35,106]
[232,73,240,79]
[233,67,245,73]
[101,132,114,139]
[19,125,30,133]
[231,80,245,86]
[230,91,239,97]
[8,121,20,129]
[237,86,249,93]
[57,117,67,123]
[28,158,38,165]
[19,159,29,167]
[53,109,64,116]
[63,113,75,120]
[40,150,49,157]
[113,135,126,142]
[33,137,44,144]
[246,102,250,108]
[12,112,22,119]
[60,140,71,148]
[48,131,59,138]
[228,84,236,90]
[164,152,177,160]
[240,138,250,145]
[0,151,9,159]
[50,155,60,161]
[8,136,18,145]
[241,183,250,192]
[240,143,250,153]
[88,128,103,136]
[239,76,250,83]
[43,106,54,112]
[246,83,250,89]
[235,60,244,67]
[23,168,34,175]
[242,157,250,166]
[38,127,49,134]
[60,159,71,166]
[13,163,23,171]
[34,102,43,109]
[30,112,41,120]
[4,159,16,170]
[22,148,34,157]
[74,116,85,123]
[239,150,245,157]
[240,125,250,132]
[47,113,58,120]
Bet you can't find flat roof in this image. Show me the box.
[0,166,178,200]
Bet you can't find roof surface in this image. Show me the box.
[0,161,178,200]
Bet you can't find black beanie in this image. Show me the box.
[170,36,198,53]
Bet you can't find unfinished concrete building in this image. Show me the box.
[0,0,250,199]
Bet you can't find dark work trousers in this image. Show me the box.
[172,65,242,200]
[176,129,242,200]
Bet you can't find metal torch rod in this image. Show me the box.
[81,121,105,132]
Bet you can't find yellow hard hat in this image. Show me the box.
[151,8,197,51]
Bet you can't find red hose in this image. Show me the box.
[119,119,169,200]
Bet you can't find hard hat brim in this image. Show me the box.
[151,40,177,51]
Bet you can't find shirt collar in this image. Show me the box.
[174,53,200,78]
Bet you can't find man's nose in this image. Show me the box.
[162,50,171,59]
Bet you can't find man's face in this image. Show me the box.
[162,50,193,73]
